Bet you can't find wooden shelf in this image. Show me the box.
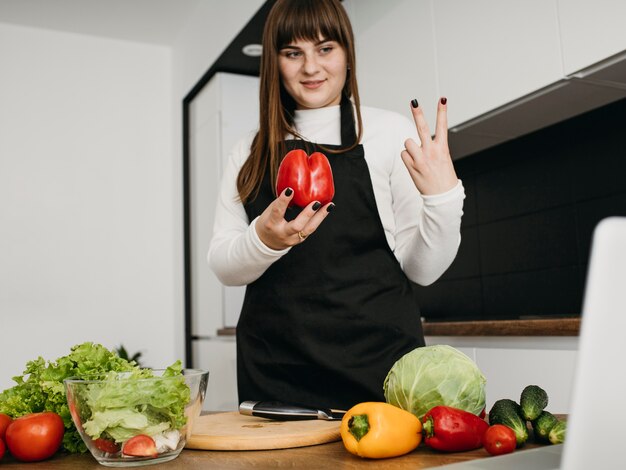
[423,317,580,336]
[216,318,580,337]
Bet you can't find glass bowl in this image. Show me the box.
[64,368,208,467]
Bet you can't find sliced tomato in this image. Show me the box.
[122,435,157,458]
[483,424,517,456]
[94,437,120,454]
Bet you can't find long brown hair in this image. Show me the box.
[236,0,363,204]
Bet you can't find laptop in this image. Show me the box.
[437,216,626,469]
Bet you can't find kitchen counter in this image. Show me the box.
[0,440,553,469]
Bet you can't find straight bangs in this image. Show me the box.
[274,0,349,50]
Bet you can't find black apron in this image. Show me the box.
[238,97,424,410]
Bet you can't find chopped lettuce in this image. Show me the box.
[83,409,171,442]
[78,361,190,444]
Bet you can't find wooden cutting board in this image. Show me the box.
[185,412,342,451]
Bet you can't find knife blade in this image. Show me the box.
[239,401,345,421]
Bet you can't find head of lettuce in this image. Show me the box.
[383,345,487,419]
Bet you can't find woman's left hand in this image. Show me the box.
[401,98,459,196]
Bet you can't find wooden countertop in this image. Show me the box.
[0,439,555,469]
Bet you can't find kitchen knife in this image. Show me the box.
[239,401,345,421]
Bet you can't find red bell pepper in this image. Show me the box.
[422,406,489,452]
[276,149,334,208]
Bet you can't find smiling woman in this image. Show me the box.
[207,0,465,411]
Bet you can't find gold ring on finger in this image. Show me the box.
[298,231,308,241]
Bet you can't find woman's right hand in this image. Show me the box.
[255,187,335,250]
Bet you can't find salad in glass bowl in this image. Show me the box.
[64,363,208,467]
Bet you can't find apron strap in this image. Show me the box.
[340,93,357,148]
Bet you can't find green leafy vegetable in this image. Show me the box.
[76,361,189,444]
[383,345,487,419]
[0,342,180,453]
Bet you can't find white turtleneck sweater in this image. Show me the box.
[208,104,465,287]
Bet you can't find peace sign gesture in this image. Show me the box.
[401,98,459,196]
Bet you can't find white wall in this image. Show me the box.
[172,1,264,99]
[0,23,173,387]
[0,1,266,389]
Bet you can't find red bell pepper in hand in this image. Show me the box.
[422,406,489,452]
[276,149,334,208]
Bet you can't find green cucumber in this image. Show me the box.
[549,420,566,444]
[520,385,549,421]
[488,399,529,447]
[532,410,559,442]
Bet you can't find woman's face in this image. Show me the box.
[278,35,347,110]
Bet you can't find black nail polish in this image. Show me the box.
[441,97,447,105]
[326,203,335,213]
[411,99,419,108]
[285,187,293,197]
[312,201,321,211]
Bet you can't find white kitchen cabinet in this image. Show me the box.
[432,0,563,128]
[475,348,578,413]
[345,0,439,130]
[188,72,259,337]
[346,0,626,159]
[428,336,579,413]
[189,108,223,338]
[193,338,238,411]
[188,72,259,410]
[558,0,626,75]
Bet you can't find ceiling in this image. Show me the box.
[0,0,205,45]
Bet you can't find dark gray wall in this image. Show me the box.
[416,98,626,321]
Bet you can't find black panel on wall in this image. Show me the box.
[415,97,626,322]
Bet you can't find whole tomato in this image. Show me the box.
[0,413,12,440]
[483,424,517,456]
[6,412,64,462]
[0,438,5,461]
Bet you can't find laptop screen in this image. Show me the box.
[561,217,626,469]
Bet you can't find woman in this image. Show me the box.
[208,0,464,410]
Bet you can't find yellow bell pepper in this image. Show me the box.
[340,402,422,459]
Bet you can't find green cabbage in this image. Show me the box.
[383,345,486,419]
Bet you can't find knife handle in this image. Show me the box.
[239,401,322,420]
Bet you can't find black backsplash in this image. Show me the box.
[415,97,626,321]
